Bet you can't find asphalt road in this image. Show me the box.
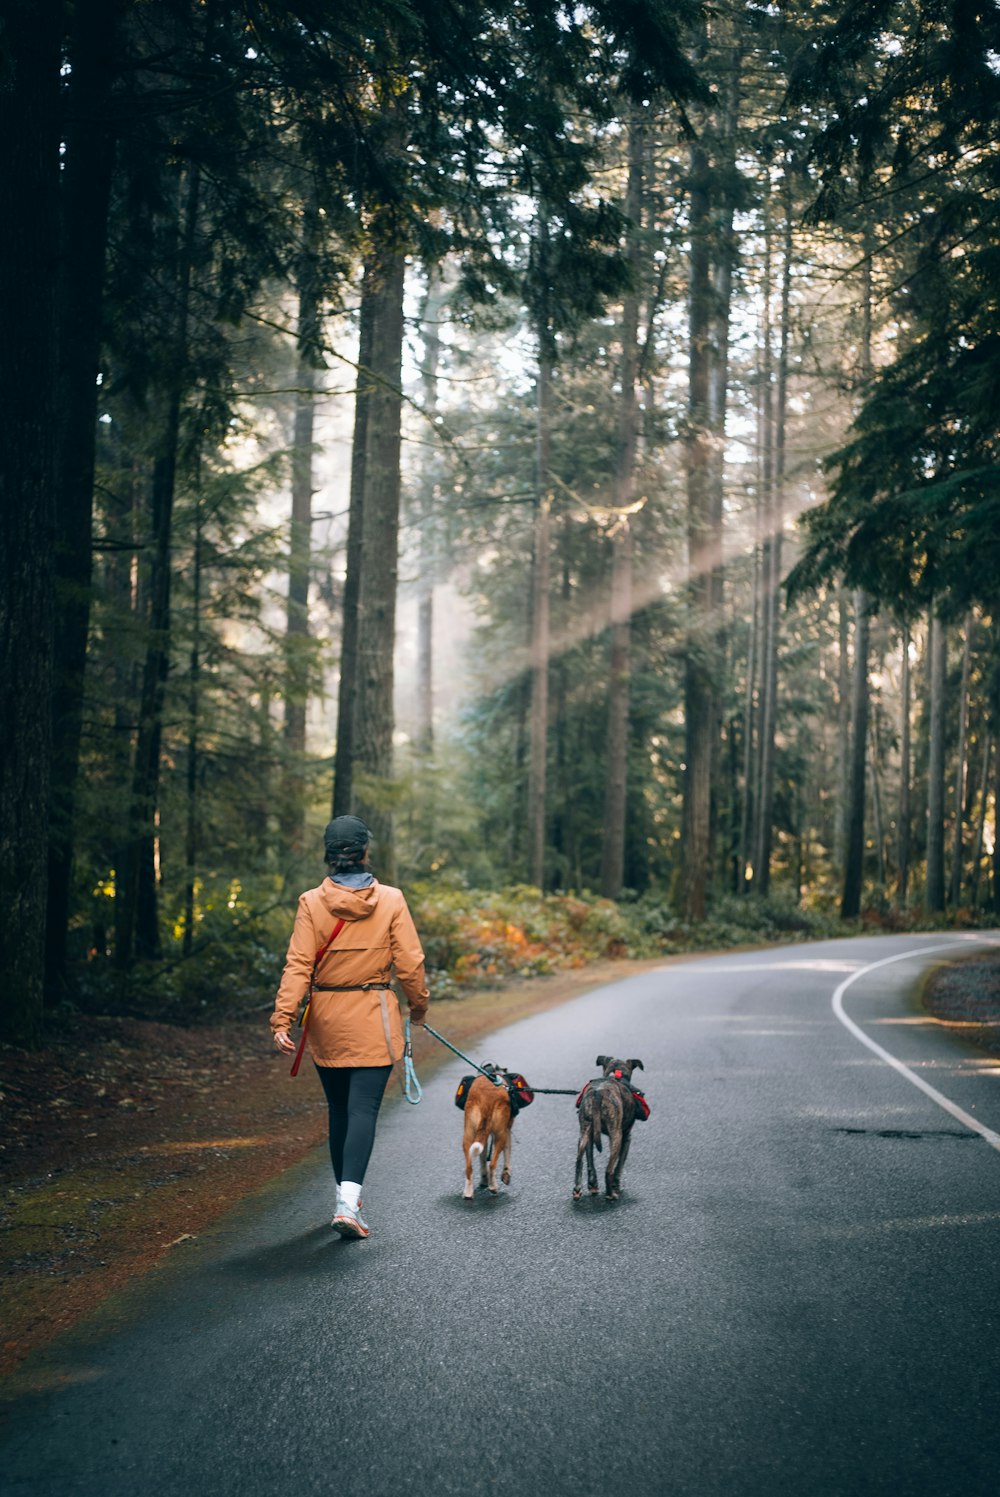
[4,932,1000,1497]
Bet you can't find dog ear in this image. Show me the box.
[628,1059,644,1071]
[596,1054,610,1068]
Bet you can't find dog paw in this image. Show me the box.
[572,1188,582,1200]
[500,1169,510,1185]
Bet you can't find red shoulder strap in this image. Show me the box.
[313,917,346,974]
[289,917,346,1078]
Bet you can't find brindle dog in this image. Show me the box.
[573,1055,644,1202]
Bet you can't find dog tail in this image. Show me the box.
[591,1114,602,1154]
[469,1141,484,1160]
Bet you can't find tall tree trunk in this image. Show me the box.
[834,588,851,872]
[46,0,122,996]
[756,176,792,896]
[840,231,875,919]
[529,329,553,891]
[869,718,886,888]
[681,133,717,920]
[332,256,377,818]
[949,611,973,906]
[841,589,871,918]
[897,623,911,904]
[970,733,992,906]
[415,265,446,764]
[601,107,644,900]
[117,165,200,966]
[706,50,742,896]
[738,536,760,893]
[0,2,60,1043]
[926,611,947,911]
[182,483,202,958]
[282,188,323,852]
[352,236,406,880]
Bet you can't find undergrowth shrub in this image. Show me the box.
[69,874,1000,1026]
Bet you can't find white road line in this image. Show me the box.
[832,940,1000,1154]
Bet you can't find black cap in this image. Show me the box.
[323,815,370,864]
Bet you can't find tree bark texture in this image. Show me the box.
[925,612,947,911]
[529,338,553,890]
[841,588,870,918]
[737,535,760,893]
[283,188,323,852]
[755,181,792,896]
[415,266,446,763]
[600,108,643,900]
[949,611,972,905]
[0,3,60,1043]
[46,0,123,996]
[897,624,911,904]
[117,165,200,966]
[681,136,718,920]
[332,255,377,818]
[183,494,202,958]
[352,238,406,880]
[834,589,851,872]
[970,733,991,906]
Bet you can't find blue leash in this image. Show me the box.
[401,1018,422,1105]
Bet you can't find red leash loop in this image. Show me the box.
[290,917,346,1077]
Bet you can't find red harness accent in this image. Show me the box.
[290,917,346,1077]
[575,1077,650,1120]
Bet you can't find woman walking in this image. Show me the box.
[270,815,429,1239]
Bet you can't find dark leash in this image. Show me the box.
[423,1023,503,1083]
[422,1024,577,1095]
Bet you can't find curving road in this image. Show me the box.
[4,932,1000,1497]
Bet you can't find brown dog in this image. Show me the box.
[462,1073,514,1199]
[573,1055,644,1201]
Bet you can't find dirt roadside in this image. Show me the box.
[920,949,1000,1056]
[0,957,666,1378]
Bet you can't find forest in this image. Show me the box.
[2,0,999,1045]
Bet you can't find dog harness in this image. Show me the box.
[454,1068,535,1117]
[575,1078,650,1120]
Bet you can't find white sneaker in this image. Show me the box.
[332,1198,369,1239]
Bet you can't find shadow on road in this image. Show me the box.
[220,1224,368,1281]
[434,1190,515,1214]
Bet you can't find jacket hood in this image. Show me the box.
[317,876,381,921]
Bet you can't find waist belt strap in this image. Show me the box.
[313,982,389,992]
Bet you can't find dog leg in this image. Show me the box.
[613,1131,632,1197]
[605,1124,622,1200]
[499,1129,511,1187]
[587,1133,600,1195]
[465,1139,483,1199]
[574,1129,587,1199]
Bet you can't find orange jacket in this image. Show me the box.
[270,878,430,1067]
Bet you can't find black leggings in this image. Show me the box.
[315,1064,392,1186]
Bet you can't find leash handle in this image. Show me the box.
[290,917,346,1078]
[400,1018,423,1105]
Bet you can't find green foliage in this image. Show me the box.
[787,0,1000,618]
[73,873,293,1023]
